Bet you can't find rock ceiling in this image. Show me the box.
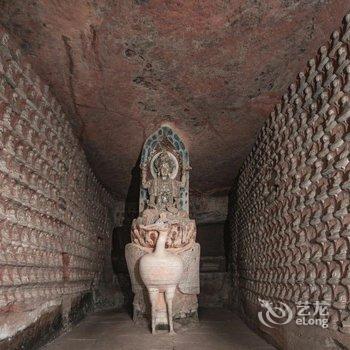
[0,0,348,198]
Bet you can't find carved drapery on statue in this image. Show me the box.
[125,126,200,328]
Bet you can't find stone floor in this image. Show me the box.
[42,308,276,350]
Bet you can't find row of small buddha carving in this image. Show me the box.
[0,169,61,209]
[243,261,350,276]
[265,118,348,179]
[0,215,108,246]
[0,226,60,250]
[73,191,111,218]
[0,33,113,235]
[246,133,347,189]
[235,217,347,241]
[267,40,350,135]
[240,240,350,259]
[241,283,347,303]
[0,96,72,155]
[64,193,107,223]
[1,179,65,219]
[260,187,344,209]
[264,118,344,163]
[238,235,349,254]
[0,233,105,263]
[257,90,349,165]
[0,242,103,269]
[238,186,348,213]
[238,44,350,187]
[60,205,110,236]
[0,238,107,270]
[238,258,350,286]
[240,268,350,286]
[0,164,112,232]
[0,136,62,188]
[282,50,350,110]
[238,109,349,193]
[238,257,350,270]
[239,212,348,240]
[241,285,349,313]
[67,183,110,218]
[2,75,70,141]
[0,34,50,98]
[66,161,114,214]
[0,207,107,255]
[0,267,63,286]
[0,87,109,200]
[0,33,75,139]
[0,281,94,308]
[0,146,106,214]
[248,254,349,268]
[241,231,349,250]
[0,266,100,287]
[67,183,112,218]
[241,277,347,293]
[236,180,348,217]
[269,164,350,192]
[0,247,62,267]
[0,86,73,154]
[63,218,110,245]
[239,211,348,237]
[1,106,71,173]
[248,217,347,236]
[0,88,75,164]
[270,73,350,132]
[3,234,104,260]
[60,167,114,224]
[0,188,108,240]
[241,283,349,306]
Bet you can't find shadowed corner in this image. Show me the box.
[112,150,143,318]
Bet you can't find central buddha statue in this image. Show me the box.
[139,150,190,224]
[125,126,200,331]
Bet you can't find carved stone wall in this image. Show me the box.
[0,26,115,344]
[230,13,350,348]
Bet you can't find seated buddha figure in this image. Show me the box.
[141,150,190,218]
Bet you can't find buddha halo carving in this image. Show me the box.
[139,125,190,214]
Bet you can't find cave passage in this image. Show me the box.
[0,3,349,350]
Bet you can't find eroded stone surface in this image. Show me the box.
[0,1,348,198]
